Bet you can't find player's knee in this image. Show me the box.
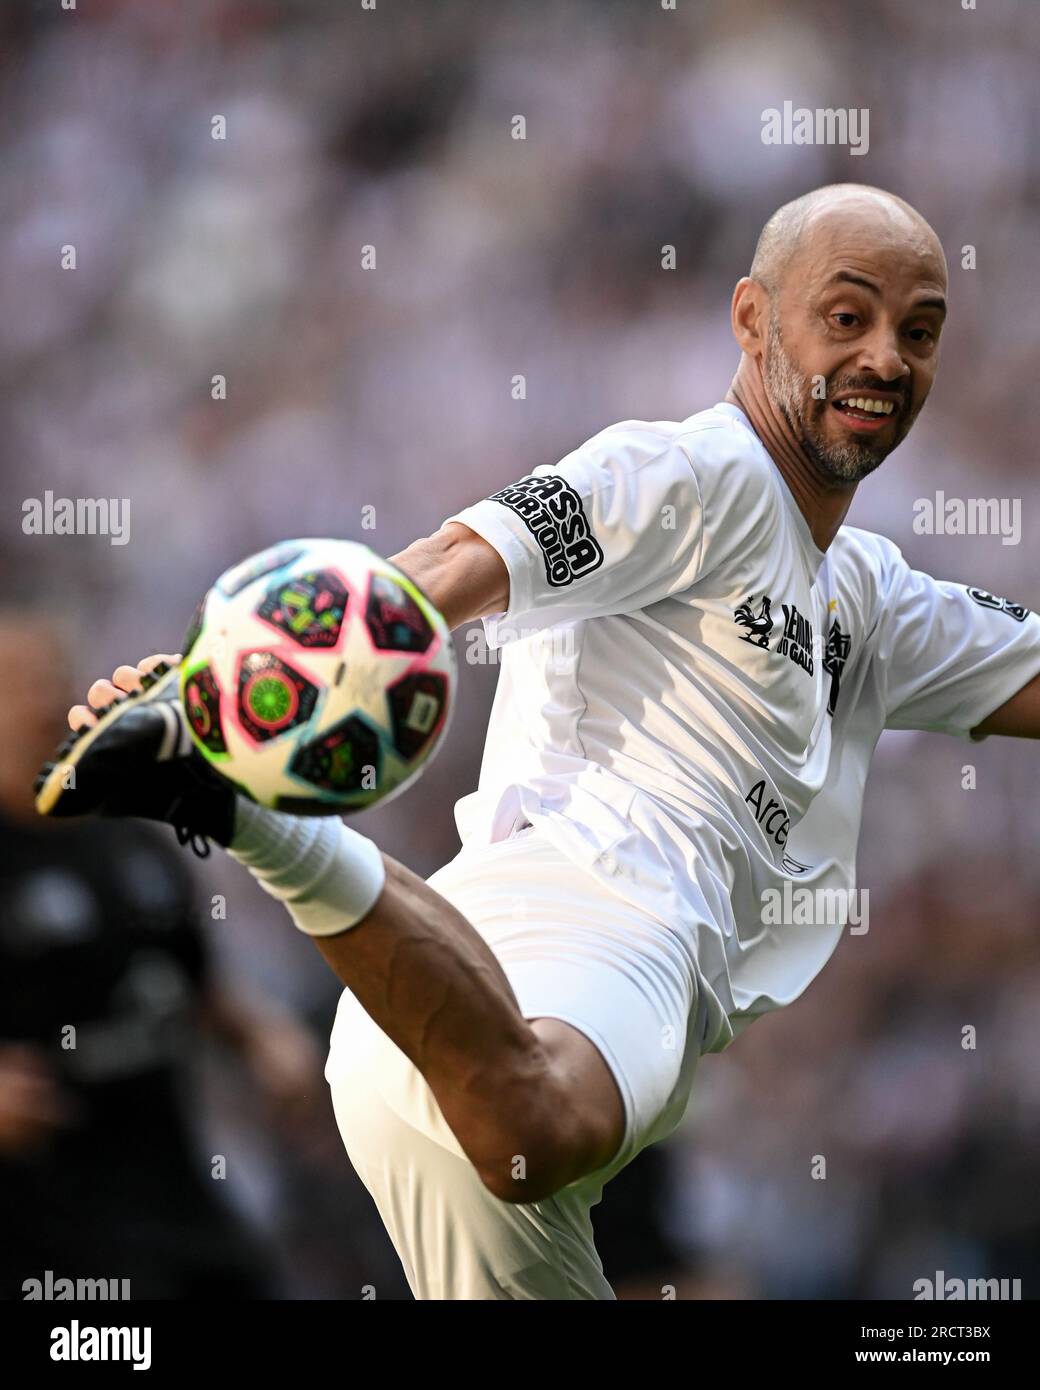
[462,1023,626,1204]
[470,1083,601,1205]
[473,1116,575,1205]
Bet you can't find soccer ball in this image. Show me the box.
[178,539,456,814]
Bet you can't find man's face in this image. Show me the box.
[761,214,947,482]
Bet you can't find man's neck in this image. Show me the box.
[724,363,856,552]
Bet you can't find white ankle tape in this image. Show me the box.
[229,801,386,937]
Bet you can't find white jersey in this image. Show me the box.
[441,403,1040,1054]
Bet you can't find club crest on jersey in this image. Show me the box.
[733,596,815,676]
[823,618,851,715]
[733,595,774,647]
[488,474,604,588]
[968,588,1029,622]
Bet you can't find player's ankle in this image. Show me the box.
[229,797,308,857]
[229,801,387,936]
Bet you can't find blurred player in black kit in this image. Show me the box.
[0,606,322,1300]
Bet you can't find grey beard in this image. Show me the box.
[800,424,884,483]
[764,320,888,484]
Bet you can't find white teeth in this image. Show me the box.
[839,397,894,415]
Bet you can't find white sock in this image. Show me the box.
[228,800,386,937]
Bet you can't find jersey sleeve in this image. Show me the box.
[877,546,1040,738]
[440,423,707,642]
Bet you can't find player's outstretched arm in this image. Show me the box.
[389,522,509,632]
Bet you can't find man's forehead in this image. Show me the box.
[793,202,947,293]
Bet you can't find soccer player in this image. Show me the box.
[38,184,1040,1300]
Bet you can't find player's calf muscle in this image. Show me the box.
[314,855,531,1069]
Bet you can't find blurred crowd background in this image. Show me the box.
[2,0,1039,1299]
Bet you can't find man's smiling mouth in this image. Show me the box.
[830,392,902,429]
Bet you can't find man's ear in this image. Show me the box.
[731,277,770,357]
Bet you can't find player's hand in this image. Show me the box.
[67,653,181,732]
[0,1045,77,1155]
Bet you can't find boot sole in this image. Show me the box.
[35,663,183,816]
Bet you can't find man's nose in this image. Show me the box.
[856,324,910,385]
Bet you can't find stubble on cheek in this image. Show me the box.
[764,315,901,481]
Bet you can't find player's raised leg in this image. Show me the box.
[325,981,618,1299]
[47,655,625,1208]
[227,798,626,1204]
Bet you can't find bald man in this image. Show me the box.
[38,184,1040,1300]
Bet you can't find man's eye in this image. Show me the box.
[907,327,934,342]
[832,313,858,328]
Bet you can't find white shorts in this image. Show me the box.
[324,825,705,1300]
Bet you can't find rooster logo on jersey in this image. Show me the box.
[733,595,774,648]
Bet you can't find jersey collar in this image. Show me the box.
[712,402,828,570]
